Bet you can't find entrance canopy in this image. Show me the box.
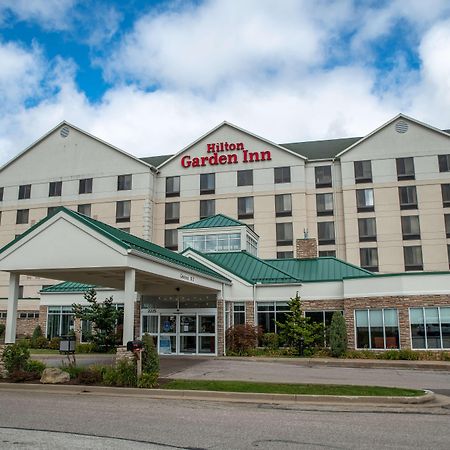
[0,207,230,344]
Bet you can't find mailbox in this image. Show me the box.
[127,340,143,352]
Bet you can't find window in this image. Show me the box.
[305,310,342,346]
[404,245,423,271]
[445,215,450,238]
[200,199,215,219]
[200,173,215,194]
[354,160,372,183]
[317,222,335,245]
[233,303,246,326]
[399,186,418,210]
[237,170,253,186]
[118,174,132,191]
[277,251,293,259]
[166,176,180,197]
[410,307,450,349]
[116,200,131,222]
[438,155,450,172]
[183,233,240,253]
[276,222,293,246]
[79,178,93,194]
[164,229,178,250]
[246,234,258,256]
[49,181,62,197]
[356,189,374,212]
[18,286,24,298]
[18,184,31,200]
[16,209,29,224]
[316,193,333,216]
[360,248,378,272]
[401,216,420,240]
[319,250,336,257]
[442,184,450,208]
[77,204,91,217]
[274,167,291,184]
[355,309,399,349]
[238,197,254,219]
[275,194,292,217]
[0,187,3,201]
[257,302,289,333]
[165,202,180,224]
[315,166,332,188]
[358,218,377,242]
[47,206,58,216]
[396,157,415,180]
[46,306,74,339]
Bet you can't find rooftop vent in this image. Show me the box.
[395,120,408,134]
[60,126,70,138]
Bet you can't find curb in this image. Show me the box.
[0,383,436,406]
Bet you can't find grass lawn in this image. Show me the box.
[164,379,424,397]
[29,349,60,355]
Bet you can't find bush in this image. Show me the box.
[102,360,137,387]
[0,323,5,338]
[226,324,262,355]
[77,367,103,385]
[2,340,31,374]
[261,333,280,350]
[141,334,159,374]
[48,337,61,350]
[26,360,46,377]
[138,372,159,388]
[329,312,347,357]
[102,366,118,386]
[76,343,96,353]
[397,349,420,360]
[32,336,49,349]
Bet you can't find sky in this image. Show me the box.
[1,0,450,165]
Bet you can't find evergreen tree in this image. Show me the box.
[329,311,347,357]
[141,333,159,374]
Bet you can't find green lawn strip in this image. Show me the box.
[164,379,424,397]
[29,349,60,355]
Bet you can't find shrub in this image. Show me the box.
[0,323,5,338]
[102,366,118,386]
[141,334,159,375]
[261,333,279,350]
[61,365,84,379]
[26,360,46,377]
[2,340,30,374]
[76,343,96,353]
[329,312,347,357]
[441,352,450,361]
[226,324,262,355]
[77,367,103,385]
[32,336,49,349]
[397,349,419,360]
[48,337,61,350]
[382,350,400,360]
[138,372,159,388]
[102,360,137,387]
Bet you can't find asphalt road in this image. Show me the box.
[1,390,450,449]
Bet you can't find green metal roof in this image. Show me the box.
[0,207,229,283]
[192,250,301,285]
[266,257,374,282]
[41,281,95,293]
[280,137,361,160]
[179,214,247,230]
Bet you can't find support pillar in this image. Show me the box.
[123,269,136,345]
[5,273,20,344]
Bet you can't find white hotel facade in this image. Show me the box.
[1,113,450,354]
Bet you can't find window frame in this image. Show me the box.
[200,199,215,219]
[117,174,132,191]
[354,160,373,183]
[165,202,180,224]
[438,155,450,173]
[166,176,180,198]
[18,184,31,200]
[164,229,178,251]
[356,188,374,212]
[79,178,93,194]
[16,209,29,224]
[277,251,293,259]
[200,173,215,195]
[317,221,335,245]
[316,193,333,216]
[276,222,293,246]
[398,186,418,210]
[358,217,377,242]
[401,215,421,240]
[396,157,415,181]
[116,200,131,223]
[238,196,254,220]
[275,194,292,217]
[49,181,62,197]
[442,184,450,208]
[315,166,332,188]
[359,247,379,272]
[77,204,92,217]
[274,167,291,184]
[409,306,450,350]
[403,245,423,271]
[237,170,253,187]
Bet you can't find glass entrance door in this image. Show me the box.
[179,315,196,354]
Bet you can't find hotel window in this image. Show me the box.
[49,181,62,197]
[47,207,58,216]
[438,154,450,172]
[317,222,335,245]
[316,193,333,216]
[277,251,293,259]
[233,303,246,326]
[118,174,132,191]
[237,169,253,186]
[166,176,180,197]
[116,200,131,223]
[200,173,215,194]
[410,307,450,349]
[442,184,450,207]
[238,197,254,219]
[274,167,291,184]
[77,204,91,217]
[165,202,180,224]
[360,248,378,272]
[275,194,292,217]
[399,186,418,210]
[79,178,93,194]
[354,160,372,183]
[18,184,31,200]
[305,310,342,346]
[276,222,293,246]
[403,245,423,271]
[16,209,29,224]
[358,218,376,242]
[0,187,3,201]
[355,309,399,349]
[19,286,24,298]
[319,250,336,257]
[183,233,240,253]
[200,199,215,219]
[445,214,450,238]
[396,157,415,180]
[401,215,420,240]
[356,188,374,212]
[164,229,178,251]
[315,166,332,188]
[46,306,75,339]
[257,302,289,334]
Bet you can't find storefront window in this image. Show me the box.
[257,302,289,333]
[47,306,74,339]
[410,307,450,349]
[355,309,399,349]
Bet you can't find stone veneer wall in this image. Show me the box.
[217,297,225,356]
[245,301,255,325]
[296,238,318,259]
[0,316,39,338]
[0,344,7,378]
[134,299,141,340]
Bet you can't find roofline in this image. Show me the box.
[0,120,156,174]
[335,113,450,158]
[156,121,307,170]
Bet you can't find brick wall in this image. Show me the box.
[0,314,39,338]
[134,299,141,339]
[216,297,224,356]
[245,301,254,325]
[296,238,318,259]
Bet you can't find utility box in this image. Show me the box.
[60,335,76,353]
[127,340,143,352]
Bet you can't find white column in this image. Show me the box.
[123,268,136,345]
[5,273,20,344]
